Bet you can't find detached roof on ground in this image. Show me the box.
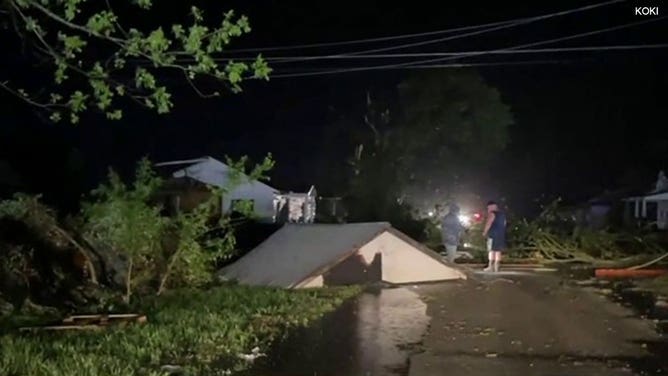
[220,222,466,288]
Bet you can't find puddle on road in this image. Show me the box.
[241,286,429,376]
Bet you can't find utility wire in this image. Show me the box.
[222,0,624,54]
[202,43,668,62]
[269,16,667,78]
[272,59,580,72]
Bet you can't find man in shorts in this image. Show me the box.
[482,201,507,272]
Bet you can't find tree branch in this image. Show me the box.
[20,0,124,43]
[0,80,63,108]
[183,71,219,99]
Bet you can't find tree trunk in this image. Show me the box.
[124,258,133,304]
[52,225,99,284]
[157,253,179,296]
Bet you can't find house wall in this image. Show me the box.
[172,159,277,222]
[373,232,464,284]
[321,252,382,286]
[298,231,463,288]
[300,275,324,288]
[658,201,668,230]
[223,183,277,222]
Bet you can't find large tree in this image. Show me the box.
[0,0,270,123]
[347,69,513,218]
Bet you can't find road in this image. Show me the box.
[410,271,663,376]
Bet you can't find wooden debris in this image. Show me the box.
[19,313,147,332]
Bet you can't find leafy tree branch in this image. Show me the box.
[1,0,272,123]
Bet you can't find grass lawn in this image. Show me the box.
[0,284,361,376]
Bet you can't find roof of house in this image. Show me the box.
[155,156,277,192]
[219,222,446,288]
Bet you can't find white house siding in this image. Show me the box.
[368,232,465,284]
[169,157,278,222]
[223,182,277,222]
[658,201,668,230]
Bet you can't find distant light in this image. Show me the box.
[458,214,471,226]
[464,242,472,248]
[428,211,434,217]
[473,213,481,220]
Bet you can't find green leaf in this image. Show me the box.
[69,90,88,113]
[58,33,87,58]
[135,68,156,90]
[86,11,117,36]
[49,111,62,123]
[54,58,69,84]
[191,6,203,23]
[63,0,85,21]
[133,0,152,9]
[152,87,172,114]
[89,79,113,110]
[114,57,126,69]
[145,27,172,63]
[106,109,123,120]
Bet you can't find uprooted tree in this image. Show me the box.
[0,155,274,311]
[0,0,271,123]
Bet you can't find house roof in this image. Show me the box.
[641,192,668,202]
[155,156,277,192]
[220,222,448,288]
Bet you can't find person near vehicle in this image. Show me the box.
[482,201,507,272]
[441,203,465,263]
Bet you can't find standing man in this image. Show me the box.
[482,201,507,272]
[442,203,465,263]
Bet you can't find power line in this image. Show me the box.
[223,0,624,54]
[272,59,580,72]
[207,43,668,61]
[269,16,667,78]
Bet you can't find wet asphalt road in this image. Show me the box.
[410,272,662,376]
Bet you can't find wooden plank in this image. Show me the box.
[20,314,148,332]
[19,325,104,332]
[62,314,145,324]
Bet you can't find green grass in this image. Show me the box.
[0,284,361,376]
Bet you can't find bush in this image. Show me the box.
[81,156,274,302]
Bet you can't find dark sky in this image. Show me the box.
[1,0,666,215]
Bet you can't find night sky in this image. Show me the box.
[1,0,666,216]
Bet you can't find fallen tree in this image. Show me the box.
[508,200,665,264]
[0,155,274,317]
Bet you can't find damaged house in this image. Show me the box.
[155,156,316,223]
[623,170,668,230]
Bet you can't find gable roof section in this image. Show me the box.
[220,222,457,288]
[220,222,391,288]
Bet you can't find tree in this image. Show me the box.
[395,70,513,204]
[0,0,270,123]
[345,70,513,221]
